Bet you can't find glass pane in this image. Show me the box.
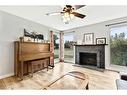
[54,33,59,63]
[64,33,74,63]
[110,26,127,66]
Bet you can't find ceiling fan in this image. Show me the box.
[46,5,86,24]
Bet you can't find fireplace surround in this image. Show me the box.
[75,45,106,69]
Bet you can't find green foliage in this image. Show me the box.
[64,41,76,48]
[111,32,127,66]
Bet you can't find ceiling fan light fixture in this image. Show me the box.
[61,12,74,24]
[62,18,69,23]
[62,15,70,24]
[62,18,67,22]
[64,12,70,18]
[70,14,74,19]
[67,17,71,21]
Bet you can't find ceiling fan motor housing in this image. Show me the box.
[63,5,75,13]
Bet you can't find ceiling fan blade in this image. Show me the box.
[74,5,85,10]
[72,12,86,19]
[46,12,62,16]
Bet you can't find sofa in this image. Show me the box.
[116,72,127,90]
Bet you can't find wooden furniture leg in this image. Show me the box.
[42,61,44,69]
[20,61,24,80]
[86,83,89,90]
[31,62,33,77]
[47,59,49,71]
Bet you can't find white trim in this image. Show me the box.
[0,73,14,79]
[106,64,127,72]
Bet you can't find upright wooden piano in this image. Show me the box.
[14,41,54,79]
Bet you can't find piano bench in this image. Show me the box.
[30,58,49,76]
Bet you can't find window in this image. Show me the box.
[110,26,127,66]
[54,33,59,63]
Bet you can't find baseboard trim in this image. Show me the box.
[0,73,14,79]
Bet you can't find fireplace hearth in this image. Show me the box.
[75,44,106,69]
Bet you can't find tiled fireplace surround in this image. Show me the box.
[75,45,106,69]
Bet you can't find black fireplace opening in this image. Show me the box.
[79,52,97,66]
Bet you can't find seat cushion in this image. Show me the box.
[116,79,127,89]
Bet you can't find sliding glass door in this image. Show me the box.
[110,26,127,66]
[64,33,75,63]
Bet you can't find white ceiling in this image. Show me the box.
[0,6,127,31]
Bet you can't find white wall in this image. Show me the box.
[64,16,127,70]
[0,11,57,79]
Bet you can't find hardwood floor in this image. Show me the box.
[0,63,119,90]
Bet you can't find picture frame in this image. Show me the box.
[83,33,94,44]
[96,37,106,44]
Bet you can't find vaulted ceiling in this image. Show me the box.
[0,6,127,31]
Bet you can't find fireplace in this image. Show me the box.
[79,52,97,66]
[75,45,106,69]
